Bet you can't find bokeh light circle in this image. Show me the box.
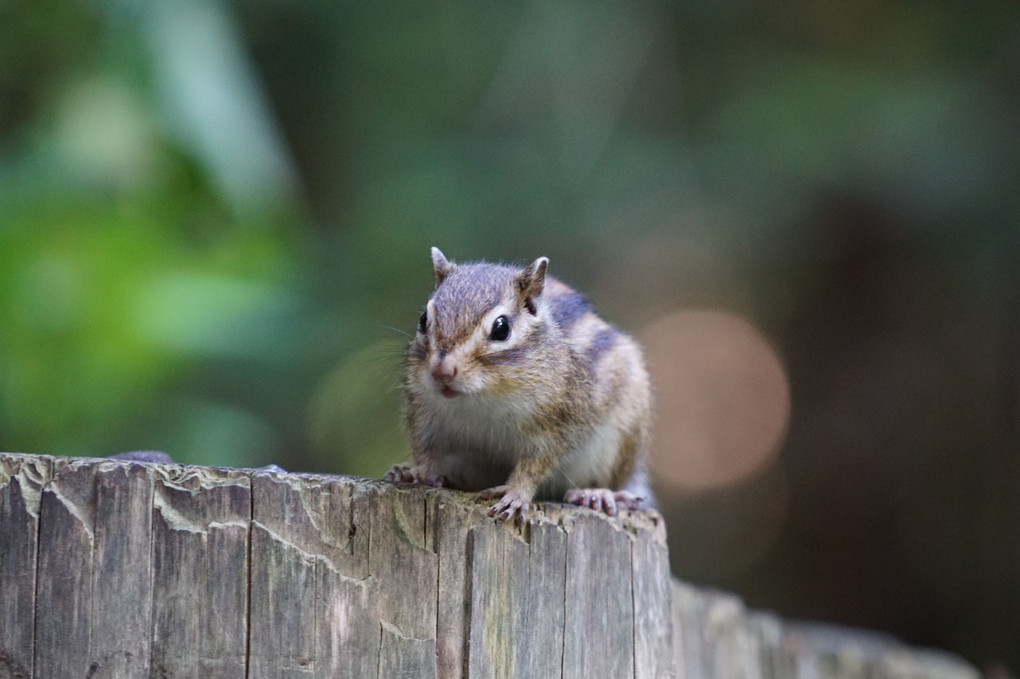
[642,310,790,491]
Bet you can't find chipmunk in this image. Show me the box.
[384,248,654,524]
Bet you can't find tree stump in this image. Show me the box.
[0,453,979,678]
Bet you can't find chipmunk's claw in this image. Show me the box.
[564,488,644,517]
[481,485,530,525]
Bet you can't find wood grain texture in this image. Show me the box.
[33,458,98,679]
[562,512,635,679]
[466,522,530,678]
[0,454,53,679]
[517,518,568,679]
[0,452,981,679]
[89,461,154,677]
[150,464,250,678]
[631,514,674,679]
[433,495,475,679]
[249,471,380,679]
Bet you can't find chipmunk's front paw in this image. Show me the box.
[564,488,644,517]
[480,485,531,525]
[383,464,444,487]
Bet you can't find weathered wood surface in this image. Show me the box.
[0,452,979,679]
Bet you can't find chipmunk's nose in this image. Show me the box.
[431,357,458,384]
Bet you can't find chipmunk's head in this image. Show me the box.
[407,247,553,401]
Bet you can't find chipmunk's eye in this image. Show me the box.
[489,315,511,341]
[418,311,427,334]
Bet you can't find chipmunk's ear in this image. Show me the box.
[431,247,454,286]
[517,256,548,314]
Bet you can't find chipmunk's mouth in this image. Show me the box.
[439,385,460,399]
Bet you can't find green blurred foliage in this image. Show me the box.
[2,0,1019,669]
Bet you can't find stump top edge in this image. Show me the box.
[0,451,667,540]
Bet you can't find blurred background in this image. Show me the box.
[2,0,1018,671]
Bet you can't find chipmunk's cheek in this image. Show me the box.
[480,372,530,399]
[487,380,514,396]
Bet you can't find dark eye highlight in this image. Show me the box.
[489,315,511,341]
[418,311,427,334]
